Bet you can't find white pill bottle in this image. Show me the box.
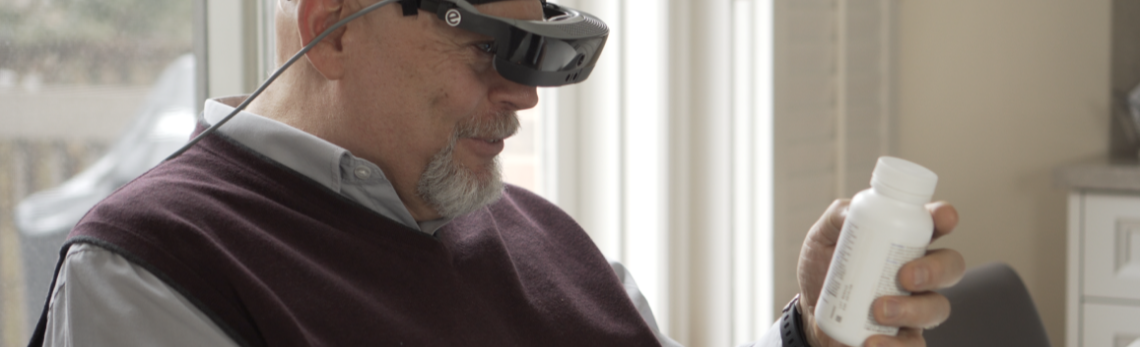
[814,156,938,346]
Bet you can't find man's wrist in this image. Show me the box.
[781,294,813,347]
[796,297,824,347]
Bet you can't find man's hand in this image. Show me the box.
[796,200,965,347]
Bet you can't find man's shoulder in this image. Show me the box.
[97,133,319,213]
[76,144,290,237]
[93,157,246,215]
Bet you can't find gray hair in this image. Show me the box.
[416,112,520,218]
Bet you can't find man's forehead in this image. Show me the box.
[463,0,541,4]
[469,0,544,21]
[429,0,541,43]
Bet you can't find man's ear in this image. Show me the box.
[296,0,346,80]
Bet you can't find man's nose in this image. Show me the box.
[488,73,540,111]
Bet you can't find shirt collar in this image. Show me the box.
[202,96,448,235]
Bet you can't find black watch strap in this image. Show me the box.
[780,294,812,347]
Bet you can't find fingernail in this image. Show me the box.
[883,299,900,320]
[913,267,929,288]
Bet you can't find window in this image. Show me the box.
[0,0,197,344]
[502,94,551,195]
[541,1,775,345]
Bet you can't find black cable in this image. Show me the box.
[166,0,402,161]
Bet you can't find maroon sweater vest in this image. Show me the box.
[32,132,660,347]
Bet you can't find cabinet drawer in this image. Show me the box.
[1082,303,1140,347]
[1083,194,1140,301]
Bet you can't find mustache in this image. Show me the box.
[455,111,520,140]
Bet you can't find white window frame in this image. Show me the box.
[197,0,272,107]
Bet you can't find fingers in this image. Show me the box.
[925,201,958,241]
[897,249,966,291]
[863,328,925,347]
[813,200,956,245]
[807,199,851,246]
[852,201,956,347]
[872,292,951,329]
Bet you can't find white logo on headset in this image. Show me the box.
[445,9,462,27]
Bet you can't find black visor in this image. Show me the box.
[406,0,609,87]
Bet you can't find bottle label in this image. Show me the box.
[824,221,858,304]
[863,243,926,334]
[820,220,861,323]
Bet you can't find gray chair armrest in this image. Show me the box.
[926,262,1052,347]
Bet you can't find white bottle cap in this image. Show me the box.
[870,156,938,204]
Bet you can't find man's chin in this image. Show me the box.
[417,153,504,219]
[452,155,499,180]
[468,163,500,184]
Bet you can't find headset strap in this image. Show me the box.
[399,0,548,17]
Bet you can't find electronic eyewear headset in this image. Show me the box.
[168,0,609,160]
[402,0,608,86]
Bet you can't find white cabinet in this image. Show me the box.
[1081,303,1140,347]
[1068,192,1140,347]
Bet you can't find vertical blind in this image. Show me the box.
[543,0,776,345]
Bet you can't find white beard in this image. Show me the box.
[415,112,519,219]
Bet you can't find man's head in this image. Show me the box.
[250,0,541,221]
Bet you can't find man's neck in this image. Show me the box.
[242,77,443,222]
[247,74,334,135]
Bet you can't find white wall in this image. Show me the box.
[895,1,1111,344]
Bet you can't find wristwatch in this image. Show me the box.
[780,294,812,347]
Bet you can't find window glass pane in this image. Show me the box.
[502,99,545,194]
[0,0,195,344]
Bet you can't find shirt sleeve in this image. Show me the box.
[606,259,684,347]
[44,243,240,347]
[741,322,783,347]
[607,259,783,347]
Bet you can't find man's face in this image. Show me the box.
[334,0,541,220]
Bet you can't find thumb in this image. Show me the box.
[808,200,850,247]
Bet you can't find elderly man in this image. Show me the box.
[30,0,964,346]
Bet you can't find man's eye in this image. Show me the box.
[474,42,496,54]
